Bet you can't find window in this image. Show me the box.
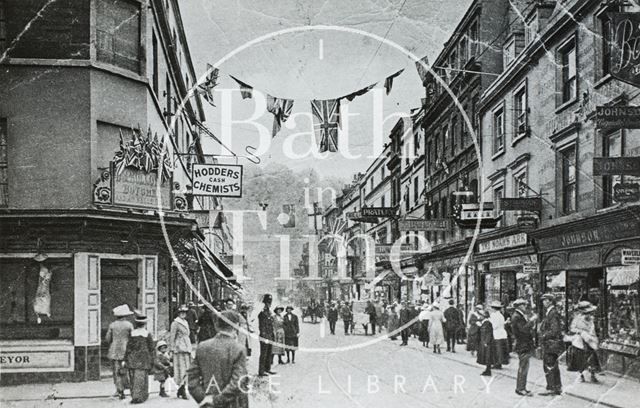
[469,21,478,57]
[0,0,6,52]
[381,166,385,180]
[166,74,172,117]
[504,38,516,67]
[450,117,458,156]
[514,83,528,140]
[460,36,468,67]
[427,141,433,173]
[514,171,527,198]
[0,118,6,207]
[381,195,386,208]
[405,185,410,211]
[599,11,617,78]
[560,144,577,214]
[493,185,504,213]
[449,49,458,71]
[152,31,159,96]
[414,178,419,204]
[493,106,505,155]
[560,41,577,104]
[602,130,623,208]
[370,177,374,190]
[443,126,451,159]
[525,13,538,46]
[97,0,141,73]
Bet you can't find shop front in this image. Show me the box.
[474,229,538,308]
[532,207,640,379]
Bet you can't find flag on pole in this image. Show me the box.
[266,95,294,138]
[384,69,404,95]
[229,75,253,99]
[199,64,218,106]
[311,99,340,153]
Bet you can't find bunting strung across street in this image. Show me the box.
[266,95,295,138]
[229,75,253,99]
[311,99,341,153]
[198,63,219,106]
[343,83,377,102]
[384,69,404,95]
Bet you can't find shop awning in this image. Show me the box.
[192,238,241,289]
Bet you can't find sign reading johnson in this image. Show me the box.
[113,166,171,209]
[192,164,243,198]
[609,13,640,87]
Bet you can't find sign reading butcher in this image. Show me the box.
[192,164,243,197]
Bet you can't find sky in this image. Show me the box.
[181,0,474,180]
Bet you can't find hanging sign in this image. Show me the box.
[500,197,542,212]
[596,106,640,129]
[614,183,640,202]
[517,215,539,231]
[593,157,640,176]
[609,13,640,88]
[398,219,450,231]
[192,164,243,197]
[622,249,640,266]
[346,211,378,223]
[361,207,397,217]
[454,203,500,229]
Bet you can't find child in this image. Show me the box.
[153,340,173,397]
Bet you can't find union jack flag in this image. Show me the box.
[327,217,347,255]
[311,99,340,153]
[198,64,219,106]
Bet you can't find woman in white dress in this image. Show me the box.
[428,304,446,354]
[488,301,509,368]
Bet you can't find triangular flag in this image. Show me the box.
[343,83,377,102]
[229,75,253,99]
[384,69,404,95]
[311,99,340,153]
[266,95,294,138]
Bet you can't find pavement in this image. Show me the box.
[1,317,638,408]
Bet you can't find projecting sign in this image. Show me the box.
[608,13,640,88]
[192,164,243,197]
[596,106,640,129]
[361,207,397,217]
[593,157,640,176]
[398,219,450,231]
[614,183,640,202]
[622,249,640,265]
[500,197,542,212]
[454,203,501,229]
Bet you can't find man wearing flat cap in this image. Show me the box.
[258,294,276,376]
[511,298,537,396]
[539,293,563,395]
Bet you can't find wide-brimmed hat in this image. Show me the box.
[474,304,484,310]
[489,300,503,309]
[274,306,284,313]
[113,304,134,317]
[513,299,528,307]
[134,311,147,323]
[540,293,555,301]
[577,301,597,313]
[177,304,189,313]
[156,340,168,350]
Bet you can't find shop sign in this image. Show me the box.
[609,13,640,88]
[361,207,397,217]
[614,183,640,202]
[0,349,73,372]
[538,219,640,252]
[346,211,378,223]
[455,203,500,229]
[398,219,449,231]
[192,164,243,198]
[595,105,640,129]
[522,263,539,274]
[622,249,640,265]
[517,215,538,231]
[112,166,171,209]
[374,243,416,255]
[478,233,528,253]
[500,197,542,212]
[593,157,640,176]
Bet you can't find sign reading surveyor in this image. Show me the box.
[192,164,243,197]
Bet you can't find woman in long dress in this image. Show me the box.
[125,312,155,404]
[418,304,430,347]
[476,310,493,376]
[488,301,509,368]
[466,305,483,355]
[169,305,192,399]
[567,301,600,383]
[387,304,399,340]
[428,304,445,354]
[272,306,286,365]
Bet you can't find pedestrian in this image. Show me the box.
[327,302,339,335]
[169,304,192,399]
[225,298,237,311]
[456,304,466,344]
[567,301,600,383]
[399,302,412,346]
[511,298,537,397]
[341,301,353,335]
[365,300,377,335]
[186,301,200,344]
[387,304,399,340]
[197,303,217,343]
[466,304,482,356]
[188,310,249,408]
[283,306,300,364]
[124,312,155,404]
[271,306,286,365]
[444,299,461,352]
[428,303,445,354]
[488,300,509,368]
[380,302,389,333]
[477,309,493,376]
[105,304,134,400]
[238,304,252,358]
[258,293,276,377]
[539,293,563,396]
[153,340,173,398]
[418,304,430,347]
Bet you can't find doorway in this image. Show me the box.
[100,259,139,377]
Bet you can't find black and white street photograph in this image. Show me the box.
[1,0,640,407]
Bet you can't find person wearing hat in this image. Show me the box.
[258,294,276,376]
[398,301,412,346]
[444,299,461,353]
[153,340,173,398]
[186,301,200,344]
[327,302,339,335]
[340,300,354,336]
[283,306,300,363]
[466,305,483,356]
[105,304,134,399]
[418,304,430,347]
[539,293,563,395]
[428,303,445,353]
[188,310,249,408]
[511,298,538,396]
[124,312,155,403]
[271,306,286,365]
[567,301,600,383]
[170,304,193,399]
[197,302,218,343]
[477,309,494,376]
[488,300,509,369]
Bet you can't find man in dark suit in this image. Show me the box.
[399,302,412,346]
[365,301,377,336]
[258,293,276,377]
[327,302,339,335]
[511,298,537,396]
[443,299,461,352]
[539,294,563,395]
[283,306,300,364]
[188,310,248,408]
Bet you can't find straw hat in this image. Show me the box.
[177,304,189,313]
[513,299,528,307]
[134,311,147,323]
[540,293,555,301]
[474,304,484,310]
[156,340,168,350]
[577,301,597,313]
[489,300,503,309]
[113,304,134,317]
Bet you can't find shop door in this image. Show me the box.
[566,269,604,330]
[500,271,517,304]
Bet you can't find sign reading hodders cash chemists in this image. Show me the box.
[192,163,243,197]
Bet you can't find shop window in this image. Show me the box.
[543,271,567,323]
[0,117,7,207]
[606,266,640,347]
[493,106,505,155]
[96,0,141,73]
[513,82,528,142]
[0,259,74,340]
[558,39,577,105]
[560,144,577,214]
[602,130,623,208]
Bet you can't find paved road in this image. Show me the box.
[2,316,630,408]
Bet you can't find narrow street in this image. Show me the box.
[3,316,634,408]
